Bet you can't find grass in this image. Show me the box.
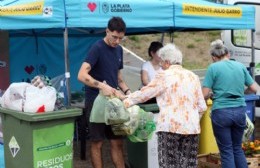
[128,35,140,42]
[195,38,203,42]
[208,31,220,36]
[121,31,221,69]
[187,43,195,49]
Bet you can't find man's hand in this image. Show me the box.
[99,81,116,96]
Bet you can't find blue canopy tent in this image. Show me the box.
[65,0,255,32]
[0,0,65,30]
[0,0,256,105]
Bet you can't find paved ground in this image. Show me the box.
[73,140,129,168]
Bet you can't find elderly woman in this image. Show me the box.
[202,39,258,168]
[122,43,207,168]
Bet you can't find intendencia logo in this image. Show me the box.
[183,3,242,18]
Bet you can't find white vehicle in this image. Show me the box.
[222,0,260,117]
[221,0,260,71]
[222,0,260,76]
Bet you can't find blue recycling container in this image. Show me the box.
[245,94,259,140]
[0,143,5,168]
[245,94,259,122]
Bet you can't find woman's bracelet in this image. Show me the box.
[123,89,130,95]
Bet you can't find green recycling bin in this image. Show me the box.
[127,103,159,168]
[0,107,82,168]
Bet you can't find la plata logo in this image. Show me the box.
[102,2,109,13]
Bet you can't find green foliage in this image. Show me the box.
[187,43,195,48]
[208,31,220,37]
[128,35,140,42]
[173,33,179,38]
[183,61,203,69]
[183,61,210,69]
[195,38,203,42]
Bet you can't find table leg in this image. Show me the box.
[80,108,87,160]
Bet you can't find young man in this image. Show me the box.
[77,17,130,168]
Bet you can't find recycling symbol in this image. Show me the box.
[9,136,20,158]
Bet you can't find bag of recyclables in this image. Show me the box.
[112,105,140,135]
[105,97,130,125]
[128,108,156,142]
[90,92,107,123]
[90,94,130,124]
[242,113,254,142]
[1,82,56,113]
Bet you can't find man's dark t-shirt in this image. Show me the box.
[84,40,123,102]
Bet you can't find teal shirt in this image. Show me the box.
[203,60,254,111]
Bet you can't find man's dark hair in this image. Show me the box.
[148,41,163,57]
[107,17,126,33]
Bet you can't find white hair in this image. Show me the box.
[158,43,182,64]
[210,39,229,57]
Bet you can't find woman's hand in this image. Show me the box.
[114,90,126,100]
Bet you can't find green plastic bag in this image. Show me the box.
[112,105,140,135]
[89,93,107,123]
[105,97,130,125]
[128,109,156,142]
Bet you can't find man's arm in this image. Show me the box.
[77,62,115,96]
[117,70,131,95]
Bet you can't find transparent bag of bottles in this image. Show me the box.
[105,97,130,125]
[128,108,156,142]
[112,105,140,135]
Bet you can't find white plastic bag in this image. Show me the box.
[242,113,254,141]
[0,82,30,111]
[23,85,57,112]
[0,82,57,113]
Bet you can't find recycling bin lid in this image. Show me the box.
[245,94,260,101]
[138,103,159,113]
[0,107,82,122]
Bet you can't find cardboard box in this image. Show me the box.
[198,153,260,168]
[246,157,259,168]
[198,153,221,168]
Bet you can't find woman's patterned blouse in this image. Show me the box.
[124,65,207,134]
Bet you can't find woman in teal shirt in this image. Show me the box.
[202,39,258,168]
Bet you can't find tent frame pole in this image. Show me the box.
[64,28,71,106]
[250,29,256,80]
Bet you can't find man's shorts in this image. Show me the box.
[85,101,125,141]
